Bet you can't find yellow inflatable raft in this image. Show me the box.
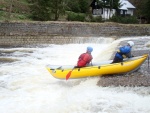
[46,54,149,79]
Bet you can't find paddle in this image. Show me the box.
[66,62,93,80]
[66,70,73,80]
[66,66,77,80]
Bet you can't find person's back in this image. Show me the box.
[112,41,134,63]
[76,46,93,68]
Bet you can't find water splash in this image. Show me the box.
[0,36,150,113]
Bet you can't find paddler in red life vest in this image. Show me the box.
[75,46,93,68]
[112,41,134,63]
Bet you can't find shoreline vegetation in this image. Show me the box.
[1,0,150,24]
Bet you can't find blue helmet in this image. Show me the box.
[87,46,93,52]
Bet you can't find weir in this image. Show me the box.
[0,36,116,46]
[0,37,117,64]
[1,22,150,46]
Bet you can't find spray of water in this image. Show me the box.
[0,37,150,113]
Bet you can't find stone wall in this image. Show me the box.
[0,21,150,46]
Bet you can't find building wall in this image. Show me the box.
[102,8,116,19]
[93,8,116,19]
[127,9,134,15]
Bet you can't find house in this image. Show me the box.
[90,0,136,20]
[119,0,135,16]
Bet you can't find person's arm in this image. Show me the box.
[78,53,85,59]
[122,46,133,58]
[86,55,93,66]
[125,51,132,58]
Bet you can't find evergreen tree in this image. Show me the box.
[50,0,67,20]
[29,0,67,21]
[143,0,150,23]
[97,0,120,9]
[129,0,145,19]
[66,1,80,13]
[67,0,91,13]
[79,0,90,13]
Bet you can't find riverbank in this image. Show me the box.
[97,37,150,87]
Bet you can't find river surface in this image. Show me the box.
[0,37,150,113]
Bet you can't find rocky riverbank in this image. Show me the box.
[97,37,150,87]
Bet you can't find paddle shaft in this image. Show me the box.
[66,61,92,80]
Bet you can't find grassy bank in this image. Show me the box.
[0,0,31,21]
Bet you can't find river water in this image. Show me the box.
[0,37,150,113]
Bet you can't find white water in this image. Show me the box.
[0,37,150,113]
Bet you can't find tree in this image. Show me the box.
[67,0,91,13]
[96,0,120,9]
[130,0,150,23]
[79,0,91,13]
[50,0,67,20]
[29,0,67,21]
[8,0,13,20]
[29,0,51,20]
[66,1,80,13]
[143,0,150,23]
[129,0,145,23]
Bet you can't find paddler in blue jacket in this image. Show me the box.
[112,41,134,63]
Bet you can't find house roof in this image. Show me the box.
[119,0,136,10]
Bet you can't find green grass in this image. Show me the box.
[0,11,32,21]
[0,0,31,21]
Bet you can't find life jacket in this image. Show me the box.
[77,52,93,67]
[115,46,131,59]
